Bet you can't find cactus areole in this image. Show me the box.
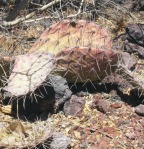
[3,20,120,97]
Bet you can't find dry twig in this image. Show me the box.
[24,0,86,23]
[2,0,61,26]
[67,0,85,18]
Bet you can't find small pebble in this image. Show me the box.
[125,132,136,140]
[135,104,144,116]
[111,102,122,109]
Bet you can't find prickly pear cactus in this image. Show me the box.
[3,20,120,97]
[29,20,112,54]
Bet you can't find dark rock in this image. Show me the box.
[92,98,111,114]
[63,95,86,116]
[120,52,138,69]
[122,0,144,11]
[135,104,144,116]
[126,24,144,47]
[124,41,144,58]
[133,0,144,11]
[49,74,72,111]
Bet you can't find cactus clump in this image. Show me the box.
[2,20,144,97]
[2,20,119,97]
[29,20,119,82]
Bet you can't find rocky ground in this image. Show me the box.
[0,0,144,149]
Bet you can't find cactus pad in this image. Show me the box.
[55,47,119,82]
[29,20,112,54]
[3,52,55,96]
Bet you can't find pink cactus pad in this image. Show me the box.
[3,52,55,96]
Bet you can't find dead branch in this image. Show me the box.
[0,56,16,62]
[2,0,61,26]
[24,16,58,23]
[24,0,85,24]
[67,0,85,18]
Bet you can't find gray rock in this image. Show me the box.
[124,41,144,58]
[126,24,144,47]
[135,104,144,116]
[50,133,71,149]
[64,95,86,116]
[49,74,72,111]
